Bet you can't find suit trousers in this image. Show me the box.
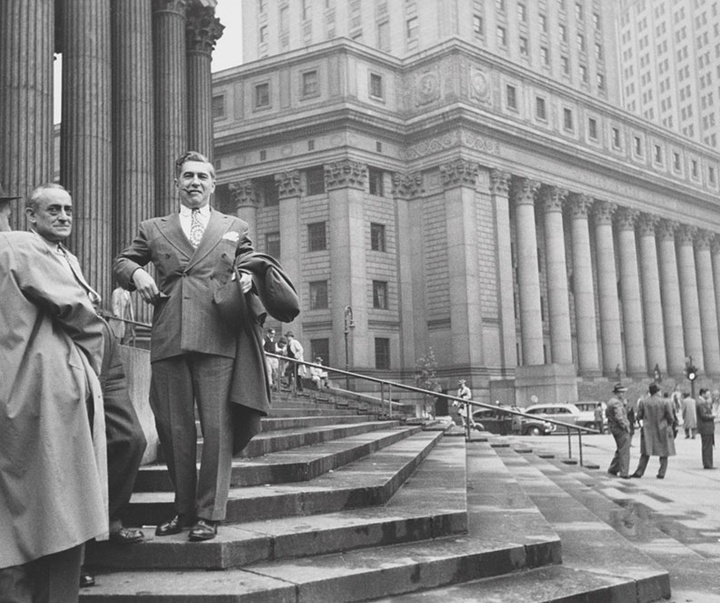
[608,429,631,477]
[701,433,714,468]
[0,544,82,603]
[633,454,668,478]
[150,353,234,521]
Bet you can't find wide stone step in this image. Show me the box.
[86,436,467,571]
[136,425,422,492]
[81,440,561,601]
[125,428,443,527]
[260,414,378,432]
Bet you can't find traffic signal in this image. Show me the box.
[685,363,698,381]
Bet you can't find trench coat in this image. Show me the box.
[638,394,677,457]
[0,232,107,568]
[682,396,698,430]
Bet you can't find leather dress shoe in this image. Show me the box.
[188,518,219,541]
[630,473,642,478]
[155,514,196,537]
[109,526,145,544]
[79,571,96,588]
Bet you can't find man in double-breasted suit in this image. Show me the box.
[114,151,254,541]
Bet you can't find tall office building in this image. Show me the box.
[618,0,720,148]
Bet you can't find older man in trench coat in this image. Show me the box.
[631,383,678,479]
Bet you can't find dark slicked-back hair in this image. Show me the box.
[174,151,215,180]
[27,183,68,211]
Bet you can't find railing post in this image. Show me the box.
[578,430,584,467]
[566,428,572,459]
[387,383,392,418]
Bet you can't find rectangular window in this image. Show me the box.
[588,117,598,139]
[260,24,268,43]
[308,222,327,251]
[306,166,325,195]
[280,7,289,32]
[673,151,681,170]
[559,24,567,42]
[561,55,569,74]
[368,167,384,196]
[654,144,662,163]
[692,159,699,177]
[370,222,386,251]
[372,281,388,309]
[577,33,585,51]
[579,64,588,82]
[539,13,547,32]
[212,95,225,119]
[254,82,270,108]
[265,232,281,258]
[612,127,621,148]
[541,46,549,65]
[497,26,507,47]
[536,96,547,120]
[518,3,527,21]
[563,107,574,131]
[710,166,716,184]
[634,136,643,155]
[302,70,319,97]
[496,0,505,11]
[519,36,529,56]
[406,17,418,39]
[473,14,483,36]
[309,280,329,310]
[310,338,330,365]
[377,20,390,50]
[595,42,603,60]
[375,337,390,369]
[506,84,517,109]
[258,0,266,13]
[597,73,606,90]
[370,73,384,99]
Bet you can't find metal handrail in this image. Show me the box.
[267,352,598,466]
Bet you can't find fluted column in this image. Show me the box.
[540,186,572,364]
[695,230,720,376]
[229,180,258,242]
[512,178,544,366]
[61,0,112,300]
[616,208,646,376]
[440,159,483,367]
[111,0,154,256]
[0,0,54,229]
[153,0,188,216]
[593,200,623,376]
[276,170,303,333]
[676,225,704,370]
[637,214,667,374]
[657,220,685,375]
[186,3,224,159]
[490,169,517,369]
[711,237,720,363]
[568,194,601,376]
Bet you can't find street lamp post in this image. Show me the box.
[343,306,355,390]
[685,356,698,399]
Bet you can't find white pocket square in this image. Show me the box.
[223,231,240,242]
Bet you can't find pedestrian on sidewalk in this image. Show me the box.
[606,382,631,479]
[631,383,677,479]
[697,388,716,469]
[682,391,697,439]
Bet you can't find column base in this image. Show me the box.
[515,363,578,407]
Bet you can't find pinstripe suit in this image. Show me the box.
[114,210,252,521]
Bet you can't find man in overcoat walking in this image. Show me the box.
[632,383,677,479]
[697,388,716,469]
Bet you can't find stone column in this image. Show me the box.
[111,0,155,256]
[540,186,572,365]
[229,180,258,243]
[676,225,704,371]
[567,194,601,376]
[712,237,720,365]
[592,200,623,376]
[489,169,517,370]
[153,0,188,216]
[0,0,54,229]
[326,160,369,368]
[695,230,720,376]
[186,3,224,159]
[512,178,544,366]
[439,159,483,367]
[61,0,113,300]
[657,220,685,376]
[637,214,667,374]
[276,170,303,333]
[616,208,646,377]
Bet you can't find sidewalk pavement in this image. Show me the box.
[517,430,720,603]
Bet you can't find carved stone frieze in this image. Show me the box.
[229,180,257,209]
[489,169,510,196]
[615,207,639,231]
[511,177,540,207]
[416,69,441,106]
[274,170,303,198]
[391,172,424,199]
[325,160,367,191]
[439,159,479,189]
[540,186,568,213]
[592,200,616,225]
[469,66,490,103]
[566,193,593,219]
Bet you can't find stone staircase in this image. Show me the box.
[81,391,672,602]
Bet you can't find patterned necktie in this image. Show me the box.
[189,208,205,248]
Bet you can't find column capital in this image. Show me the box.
[439,158,479,189]
[325,159,367,191]
[489,169,511,195]
[511,177,540,207]
[540,185,568,213]
[592,200,616,225]
[695,229,714,250]
[676,224,697,245]
[229,180,257,209]
[275,170,304,198]
[656,219,678,241]
[391,171,423,199]
[153,0,188,16]
[186,4,224,54]
[637,213,659,236]
[615,207,639,230]
[711,235,720,255]
[566,193,593,219]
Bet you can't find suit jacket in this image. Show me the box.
[638,394,677,457]
[113,209,252,363]
[0,232,107,568]
[697,397,716,435]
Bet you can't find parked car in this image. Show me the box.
[524,403,580,432]
[471,408,514,435]
[472,407,556,436]
[574,401,606,432]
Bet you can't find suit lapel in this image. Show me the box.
[157,214,194,257]
[186,210,230,268]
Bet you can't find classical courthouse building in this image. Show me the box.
[212,0,720,404]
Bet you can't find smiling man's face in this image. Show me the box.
[176,160,215,209]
